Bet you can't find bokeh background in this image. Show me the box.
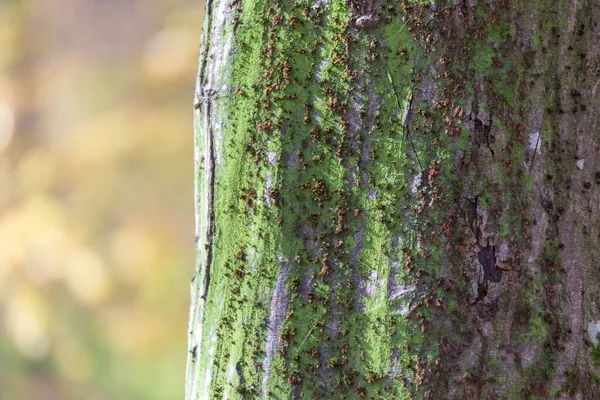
[0,1,205,398]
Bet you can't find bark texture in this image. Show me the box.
[187,0,600,399]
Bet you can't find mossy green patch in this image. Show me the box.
[592,333,600,367]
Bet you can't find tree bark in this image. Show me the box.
[186,0,600,399]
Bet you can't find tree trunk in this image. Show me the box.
[186,0,600,398]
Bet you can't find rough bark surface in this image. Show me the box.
[186,0,600,399]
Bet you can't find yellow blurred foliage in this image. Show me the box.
[3,282,50,359]
[0,0,204,398]
[55,337,94,384]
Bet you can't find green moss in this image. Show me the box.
[469,43,494,77]
[532,32,542,49]
[592,333,600,367]
[541,239,560,262]
[458,128,470,151]
[523,313,549,342]
[447,300,457,313]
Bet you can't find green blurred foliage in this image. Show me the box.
[0,0,204,398]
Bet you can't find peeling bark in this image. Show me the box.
[262,261,291,398]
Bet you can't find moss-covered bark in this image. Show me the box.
[187,0,600,398]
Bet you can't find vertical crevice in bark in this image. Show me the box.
[202,98,216,312]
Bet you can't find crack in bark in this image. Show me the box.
[468,197,502,287]
[477,245,500,284]
[471,108,494,157]
[203,100,216,304]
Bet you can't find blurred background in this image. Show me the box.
[0,0,205,398]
